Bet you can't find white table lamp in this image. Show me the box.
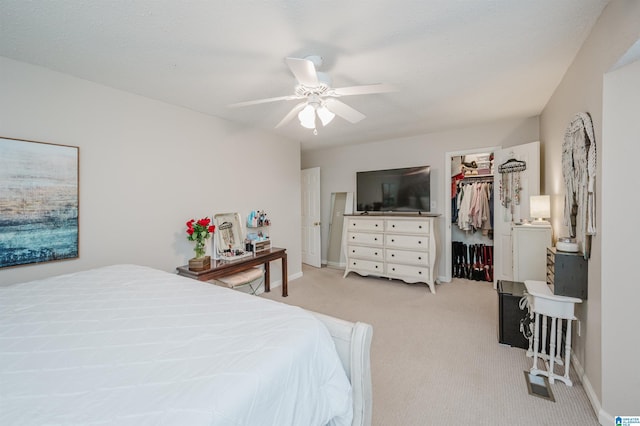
[530,195,551,225]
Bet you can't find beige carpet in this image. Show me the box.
[262,265,599,426]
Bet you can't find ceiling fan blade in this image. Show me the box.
[275,102,308,128]
[285,57,319,87]
[325,99,366,124]
[330,83,397,97]
[228,95,300,108]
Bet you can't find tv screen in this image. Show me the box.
[356,166,431,212]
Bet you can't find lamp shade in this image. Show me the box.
[298,104,316,129]
[530,195,551,221]
[316,105,335,126]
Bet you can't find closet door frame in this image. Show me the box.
[443,146,500,285]
[443,142,541,288]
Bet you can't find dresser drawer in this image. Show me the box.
[348,232,383,246]
[386,263,430,282]
[386,219,430,235]
[348,259,384,275]
[385,249,429,265]
[347,218,384,232]
[347,245,383,260]
[385,234,429,250]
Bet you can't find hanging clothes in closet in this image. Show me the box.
[454,179,494,237]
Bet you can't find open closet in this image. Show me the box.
[443,141,541,286]
[450,152,495,282]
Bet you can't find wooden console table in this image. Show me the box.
[176,247,288,297]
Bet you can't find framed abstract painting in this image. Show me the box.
[0,137,79,268]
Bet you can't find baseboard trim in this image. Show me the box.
[571,352,610,425]
[326,261,346,269]
[269,271,304,289]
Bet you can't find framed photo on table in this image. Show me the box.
[0,137,79,268]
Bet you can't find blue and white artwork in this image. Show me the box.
[0,137,79,268]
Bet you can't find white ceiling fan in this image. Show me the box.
[228,56,396,133]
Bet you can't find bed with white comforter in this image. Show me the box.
[0,264,354,425]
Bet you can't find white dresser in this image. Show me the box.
[512,224,552,282]
[343,214,438,293]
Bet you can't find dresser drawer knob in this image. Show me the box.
[375,224,378,227]
[391,253,395,257]
[392,267,395,271]
[418,271,422,275]
[391,239,395,242]
[374,252,378,256]
[418,240,422,244]
[418,256,422,260]
[418,225,422,229]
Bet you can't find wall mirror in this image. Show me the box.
[327,192,353,268]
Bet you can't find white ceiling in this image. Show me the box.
[0,0,609,151]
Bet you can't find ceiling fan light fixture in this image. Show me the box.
[298,104,316,129]
[317,105,335,126]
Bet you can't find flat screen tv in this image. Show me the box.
[356,166,431,213]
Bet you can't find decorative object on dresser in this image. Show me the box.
[546,247,588,299]
[343,214,438,294]
[246,209,271,253]
[185,216,215,271]
[213,212,252,260]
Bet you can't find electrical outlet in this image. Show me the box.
[430,200,437,210]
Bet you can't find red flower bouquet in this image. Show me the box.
[186,217,215,258]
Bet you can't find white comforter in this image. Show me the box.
[0,264,353,425]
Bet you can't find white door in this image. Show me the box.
[301,167,322,267]
[493,141,541,283]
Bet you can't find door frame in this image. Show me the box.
[301,167,322,268]
[443,146,501,284]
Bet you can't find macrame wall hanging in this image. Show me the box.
[498,156,526,221]
[562,112,597,259]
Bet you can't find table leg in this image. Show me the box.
[265,261,271,293]
[548,317,557,384]
[282,253,288,297]
[532,312,540,371]
[563,320,573,385]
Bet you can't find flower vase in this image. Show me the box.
[189,255,211,271]
[189,241,210,271]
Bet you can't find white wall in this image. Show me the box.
[302,116,540,275]
[0,57,302,286]
[602,57,640,418]
[539,0,640,421]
